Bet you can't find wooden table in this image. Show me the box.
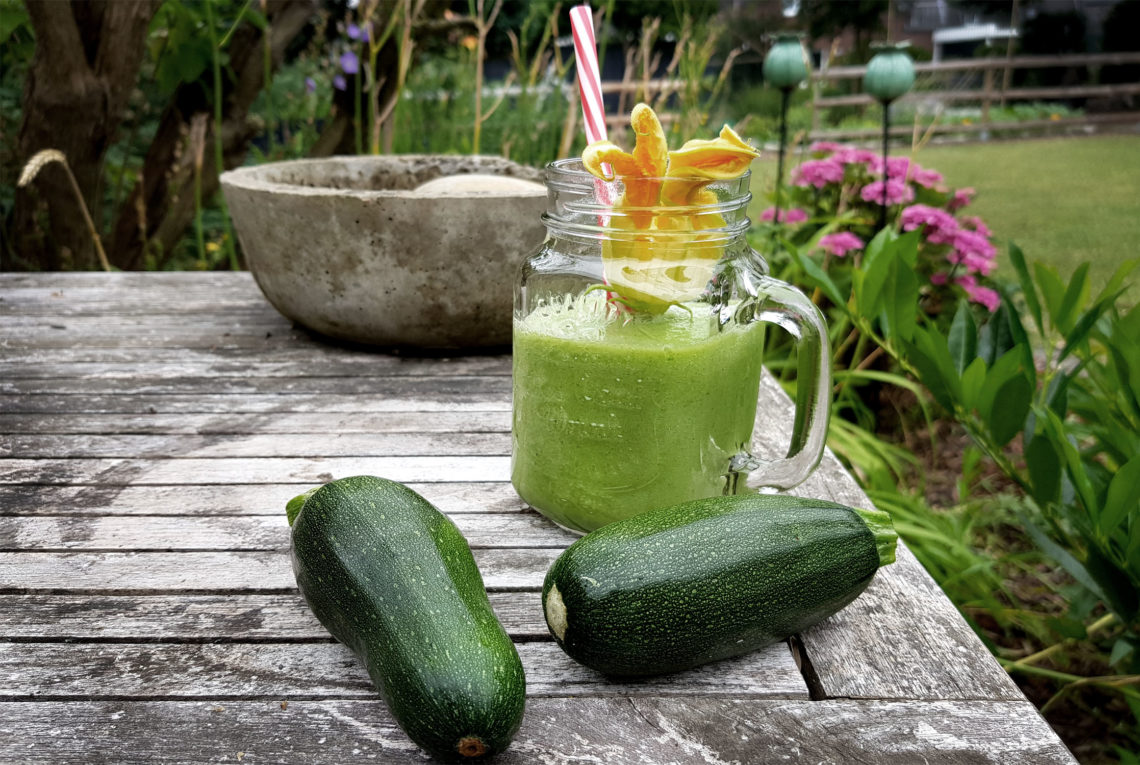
[1,272,1076,764]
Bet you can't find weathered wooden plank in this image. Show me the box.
[0,356,512,379]
[1,375,512,396]
[0,411,512,435]
[0,314,288,331]
[0,271,261,290]
[0,482,528,516]
[0,302,276,317]
[0,432,511,458]
[0,393,511,414]
[0,346,512,372]
[0,549,558,591]
[797,545,1026,702]
[0,513,576,551]
[0,641,808,700]
[0,456,510,485]
[0,592,549,640]
[0,698,1078,764]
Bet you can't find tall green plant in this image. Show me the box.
[787,231,1140,660]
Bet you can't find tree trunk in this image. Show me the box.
[108,0,316,271]
[7,0,160,271]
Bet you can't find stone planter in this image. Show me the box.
[220,155,547,349]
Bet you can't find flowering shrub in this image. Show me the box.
[760,142,1000,313]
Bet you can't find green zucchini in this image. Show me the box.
[287,476,525,760]
[542,493,896,677]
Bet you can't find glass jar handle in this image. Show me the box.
[737,275,832,491]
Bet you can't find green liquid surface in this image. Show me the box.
[511,294,765,533]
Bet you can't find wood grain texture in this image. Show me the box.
[0,393,511,414]
[0,549,559,592]
[0,698,1077,764]
[0,456,511,485]
[0,482,528,516]
[1,375,513,396]
[0,411,512,435]
[0,641,808,701]
[0,513,577,551]
[0,592,550,640]
[1,432,511,458]
[0,347,512,374]
[0,356,512,379]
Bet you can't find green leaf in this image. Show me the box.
[1086,546,1139,623]
[977,348,1025,423]
[959,356,986,413]
[901,329,956,412]
[1110,637,1135,667]
[1055,262,1091,334]
[1043,410,1099,517]
[1025,430,1062,506]
[948,301,978,375]
[786,247,845,307]
[986,374,1032,446]
[1103,456,1140,537]
[978,301,1015,367]
[855,228,894,318]
[1044,372,1070,417]
[1059,296,1118,363]
[1033,262,1066,331]
[879,255,919,344]
[1094,257,1139,306]
[1008,243,1043,334]
[1020,514,1107,603]
[999,288,1036,387]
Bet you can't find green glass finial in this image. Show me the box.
[763,34,809,91]
[864,42,915,103]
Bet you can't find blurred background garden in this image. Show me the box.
[2,0,1139,761]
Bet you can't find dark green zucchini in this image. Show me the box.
[288,475,525,760]
[542,493,896,676]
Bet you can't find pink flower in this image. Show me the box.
[870,156,917,178]
[948,187,975,211]
[818,231,865,257]
[913,167,944,188]
[960,215,992,238]
[831,147,878,166]
[930,272,949,286]
[958,277,1000,312]
[900,204,958,245]
[809,141,842,154]
[759,207,809,224]
[950,229,998,275]
[860,178,914,206]
[793,159,846,189]
[783,208,808,224]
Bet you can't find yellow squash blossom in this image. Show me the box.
[581,105,759,311]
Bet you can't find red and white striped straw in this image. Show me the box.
[569,5,612,208]
[570,5,607,147]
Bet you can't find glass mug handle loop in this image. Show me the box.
[731,271,832,491]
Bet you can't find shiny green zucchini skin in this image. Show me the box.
[542,493,896,677]
[288,475,525,760]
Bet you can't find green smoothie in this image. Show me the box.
[511,293,766,533]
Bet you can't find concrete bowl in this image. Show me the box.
[220,155,547,349]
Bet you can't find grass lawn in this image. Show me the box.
[752,134,1140,297]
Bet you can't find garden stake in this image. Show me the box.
[761,34,809,229]
[775,87,791,225]
[881,99,890,230]
[863,42,915,232]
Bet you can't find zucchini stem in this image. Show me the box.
[854,506,898,567]
[286,487,321,527]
